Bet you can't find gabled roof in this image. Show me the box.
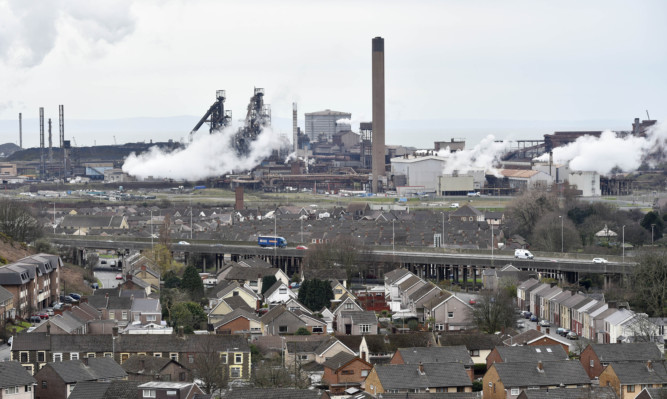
[219,295,254,312]
[213,308,259,329]
[222,388,324,399]
[339,311,378,325]
[373,363,472,390]
[398,275,423,292]
[0,361,36,388]
[588,342,663,362]
[0,285,13,304]
[518,386,616,399]
[43,358,127,383]
[121,355,181,374]
[438,332,504,350]
[396,346,473,366]
[492,360,590,387]
[384,268,412,285]
[264,280,291,299]
[494,345,568,363]
[322,352,360,371]
[606,361,667,385]
[225,266,282,281]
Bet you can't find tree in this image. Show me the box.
[163,270,181,288]
[631,249,667,317]
[191,336,229,394]
[504,191,559,239]
[0,199,42,242]
[160,288,189,322]
[529,212,582,252]
[641,211,664,241]
[304,236,370,280]
[159,213,172,250]
[182,265,205,301]
[252,358,309,388]
[144,244,177,276]
[261,275,277,296]
[294,327,311,335]
[471,290,517,333]
[298,279,334,312]
[171,301,207,332]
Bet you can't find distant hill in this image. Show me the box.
[0,142,21,158]
[6,141,181,163]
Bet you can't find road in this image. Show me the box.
[520,317,589,354]
[0,342,10,361]
[94,258,122,289]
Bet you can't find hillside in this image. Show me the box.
[0,235,33,264]
[0,142,21,158]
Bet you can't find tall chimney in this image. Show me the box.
[292,102,298,154]
[59,105,65,148]
[18,113,22,148]
[48,118,53,165]
[39,107,45,178]
[235,186,244,211]
[371,36,386,193]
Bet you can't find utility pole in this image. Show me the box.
[52,202,56,235]
[392,220,395,255]
[622,225,625,263]
[190,196,193,240]
[559,216,564,253]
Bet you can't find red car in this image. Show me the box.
[296,245,308,250]
[115,273,123,280]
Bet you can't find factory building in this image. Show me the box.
[305,110,351,142]
[391,155,447,193]
[568,171,601,197]
[438,170,485,195]
[498,169,553,190]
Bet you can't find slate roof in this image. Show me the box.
[396,345,473,366]
[69,380,141,399]
[398,275,422,291]
[492,360,590,387]
[131,298,160,313]
[263,280,288,298]
[322,352,359,371]
[642,388,667,399]
[238,257,273,268]
[286,336,336,354]
[503,329,549,346]
[437,332,503,350]
[121,355,176,374]
[339,311,378,325]
[219,296,254,313]
[87,295,132,310]
[0,361,36,388]
[408,283,439,302]
[517,386,617,399]
[222,388,324,399]
[0,285,13,304]
[338,333,437,355]
[608,361,667,384]
[494,345,568,363]
[213,308,259,329]
[373,363,472,390]
[45,358,127,382]
[589,342,663,362]
[225,266,281,281]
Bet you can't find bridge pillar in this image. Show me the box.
[472,266,477,289]
[202,257,206,273]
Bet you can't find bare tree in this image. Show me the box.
[504,191,559,239]
[0,199,42,243]
[471,290,517,333]
[530,212,581,252]
[191,336,229,394]
[631,249,667,317]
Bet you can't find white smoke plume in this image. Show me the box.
[534,123,667,174]
[122,126,285,180]
[0,0,135,68]
[284,151,296,164]
[336,118,352,125]
[440,135,511,177]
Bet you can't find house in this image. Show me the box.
[486,345,568,370]
[321,352,372,393]
[579,343,664,379]
[516,386,617,399]
[11,331,251,381]
[337,311,378,335]
[604,309,637,344]
[0,361,36,399]
[34,358,127,399]
[207,294,255,326]
[502,330,570,354]
[437,332,504,365]
[391,346,474,380]
[60,215,129,234]
[405,283,442,322]
[285,298,312,314]
[87,294,133,326]
[212,308,262,335]
[261,305,308,335]
[516,279,540,311]
[599,361,667,399]
[130,298,162,325]
[68,380,140,399]
[131,265,161,291]
[449,205,485,223]
[336,333,437,365]
[120,355,191,383]
[637,387,667,399]
[384,269,415,312]
[332,297,364,318]
[331,281,351,301]
[263,281,297,307]
[319,307,335,333]
[32,312,87,335]
[137,382,205,399]
[365,362,473,395]
[295,311,327,334]
[284,336,356,366]
[422,292,473,332]
[483,361,590,399]
[223,266,289,294]
[0,285,15,324]
[0,254,62,317]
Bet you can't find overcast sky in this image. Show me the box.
[1,0,666,147]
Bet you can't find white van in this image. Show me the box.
[514,249,534,259]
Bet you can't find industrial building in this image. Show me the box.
[304,110,351,142]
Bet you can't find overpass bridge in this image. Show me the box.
[50,237,634,289]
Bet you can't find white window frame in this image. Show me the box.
[143,389,156,398]
[4,386,19,395]
[70,352,79,360]
[230,366,242,379]
[511,388,520,395]
[146,314,157,322]
[435,324,445,331]
[359,324,371,333]
[122,311,128,320]
[53,353,63,362]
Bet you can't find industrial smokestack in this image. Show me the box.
[18,113,22,148]
[371,36,386,193]
[48,118,53,165]
[293,102,298,154]
[235,186,244,211]
[59,105,64,148]
[39,107,45,178]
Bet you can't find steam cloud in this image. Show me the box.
[0,0,135,67]
[535,123,667,174]
[439,135,511,176]
[336,118,352,125]
[122,126,285,180]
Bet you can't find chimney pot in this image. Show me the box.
[537,361,543,371]
[647,360,653,371]
[418,362,424,374]
[112,326,119,337]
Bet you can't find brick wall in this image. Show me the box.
[215,317,250,334]
[579,346,603,379]
[34,365,68,399]
[482,365,506,399]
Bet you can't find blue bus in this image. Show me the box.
[258,236,287,248]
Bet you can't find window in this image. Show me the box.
[220,353,228,364]
[279,288,287,294]
[230,367,241,378]
[361,370,369,377]
[345,303,353,310]
[179,372,186,381]
[590,359,594,367]
[4,386,19,395]
[279,326,288,333]
[19,352,28,362]
[143,389,156,398]
[359,324,371,333]
[109,312,115,319]
[235,353,243,364]
[166,391,177,396]
[312,326,323,333]
[188,354,194,364]
[435,324,445,331]
[24,385,31,392]
[249,281,258,287]
[53,353,62,362]
[37,351,45,362]
[71,353,79,360]
[69,385,76,393]
[470,350,480,357]
[335,289,342,294]
[147,315,157,322]
[511,388,520,395]
[341,370,354,375]
[170,353,178,361]
[448,312,454,318]
[87,353,95,358]
[627,385,635,393]
[104,353,112,358]
[154,353,162,358]
[42,381,47,389]
[122,311,128,320]
[300,355,309,360]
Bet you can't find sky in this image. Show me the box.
[1,0,666,148]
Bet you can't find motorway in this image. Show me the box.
[50,237,635,275]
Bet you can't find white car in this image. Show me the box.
[592,258,608,264]
[450,203,460,208]
[177,241,190,245]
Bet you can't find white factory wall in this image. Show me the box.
[305,111,351,142]
[391,156,447,192]
[568,171,601,197]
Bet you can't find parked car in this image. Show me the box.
[530,315,538,322]
[290,282,300,289]
[296,245,308,250]
[539,319,550,327]
[592,258,608,264]
[516,321,525,329]
[68,293,82,301]
[38,312,49,320]
[91,282,99,289]
[177,241,190,245]
[449,203,460,208]
[29,315,42,323]
[566,332,579,340]
[60,295,74,303]
[53,302,63,310]
[523,311,533,319]
[556,327,569,336]
[115,273,123,280]
[100,260,107,265]
[45,308,54,316]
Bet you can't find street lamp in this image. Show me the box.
[52,202,56,235]
[559,216,564,253]
[622,225,625,263]
[392,220,395,255]
[441,212,445,248]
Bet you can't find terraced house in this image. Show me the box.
[0,254,61,317]
[11,330,251,380]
